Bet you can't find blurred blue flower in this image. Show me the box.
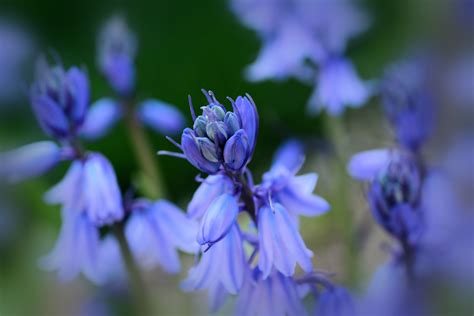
[382,58,435,151]
[182,224,246,311]
[80,98,122,139]
[137,99,186,135]
[368,152,423,245]
[45,153,125,226]
[317,286,355,316]
[235,268,307,316]
[97,15,137,96]
[30,57,89,139]
[125,199,199,273]
[308,57,372,115]
[0,141,68,182]
[231,0,371,115]
[40,209,102,283]
[258,203,314,278]
[169,90,258,175]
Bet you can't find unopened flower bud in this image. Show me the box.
[197,137,220,163]
[224,129,249,171]
[206,121,228,145]
[193,115,207,137]
[224,112,240,135]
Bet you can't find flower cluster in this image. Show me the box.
[230,0,372,115]
[347,58,433,250]
[162,90,352,314]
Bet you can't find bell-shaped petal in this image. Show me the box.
[138,99,186,135]
[223,129,250,171]
[236,269,307,316]
[308,57,371,116]
[182,224,246,296]
[277,180,330,217]
[187,175,234,219]
[197,193,239,246]
[126,199,199,273]
[0,141,63,182]
[258,203,313,278]
[39,209,102,284]
[291,173,318,194]
[232,95,259,157]
[46,153,124,226]
[181,128,220,174]
[82,154,124,225]
[96,235,126,284]
[317,286,355,316]
[347,148,391,180]
[80,98,122,139]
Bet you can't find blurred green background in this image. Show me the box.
[0,0,437,315]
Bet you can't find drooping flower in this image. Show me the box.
[40,208,102,283]
[235,268,307,316]
[381,58,435,151]
[257,203,314,278]
[308,57,372,115]
[125,199,199,273]
[30,57,89,139]
[45,153,124,226]
[231,0,371,115]
[257,140,330,219]
[367,152,423,245]
[168,90,258,175]
[97,15,137,96]
[0,141,68,182]
[182,224,246,311]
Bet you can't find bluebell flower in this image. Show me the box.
[80,98,122,139]
[257,203,314,278]
[231,0,370,115]
[187,174,235,219]
[317,286,355,316]
[125,199,199,273]
[137,99,186,135]
[97,15,137,96]
[258,140,330,219]
[96,235,126,284]
[30,57,89,139]
[0,141,68,182]
[40,208,102,283]
[308,57,372,115]
[182,224,246,311]
[382,58,435,151]
[170,90,258,175]
[235,268,307,316]
[367,153,423,245]
[45,153,124,226]
[197,192,240,247]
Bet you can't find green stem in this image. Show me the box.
[113,223,150,315]
[123,101,166,199]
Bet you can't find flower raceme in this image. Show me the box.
[163,91,335,313]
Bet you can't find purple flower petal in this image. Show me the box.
[347,148,391,180]
[0,141,62,182]
[66,66,89,125]
[80,98,121,139]
[277,184,330,217]
[181,128,220,174]
[138,99,186,135]
[223,129,250,171]
[232,96,259,157]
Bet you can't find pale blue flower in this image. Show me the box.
[45,153,124,226]
[235,269,307,316]
[80,98,122,139]
[138,99,186,135]
[125,199,199,273]
[347,148,391,181]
